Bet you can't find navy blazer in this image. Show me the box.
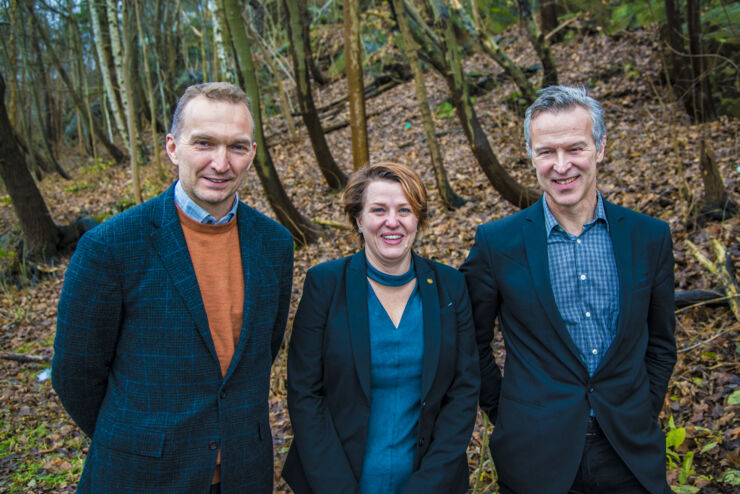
[461,196,676,494]
[282,251,479,494]
[53,184,293,493]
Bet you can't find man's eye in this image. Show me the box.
[196,141,209,147]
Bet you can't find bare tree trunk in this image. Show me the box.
[284,0,347,189]
[118,0,142,203]
[343,0,370,169]
[663,0,694,119]
[430,0,539,209]
[209,0,235,82]
[392,0,464,209]
[224,0,318,246]
[686,0,716,122]
[696,137,737,220]
[460,0,536,105]
[540,0,559,35]
[90,0,130,149]
[517,0,558,87]
[244,16,298,141]
[134,0,165,179]
[0,72,58,260]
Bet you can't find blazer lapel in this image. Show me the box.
[346,251,372,403]
[222,203,259,380]
[150,185,218,362]
[522,200,585,366]
[597,200,633,370]
[415,254,441,401]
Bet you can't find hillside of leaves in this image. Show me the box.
[1,24,738,493]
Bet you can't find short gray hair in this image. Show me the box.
[523,85,606,157]
[170,82,253,139]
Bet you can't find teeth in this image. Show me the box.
[383,235,402,240]
[555,177,577,185]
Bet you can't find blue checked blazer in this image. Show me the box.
[53,183,293,494]
[461,196,676,494]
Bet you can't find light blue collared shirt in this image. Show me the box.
[543,192,620,377]
[174,180,238,225]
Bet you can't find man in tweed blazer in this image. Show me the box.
[53,83,293,493]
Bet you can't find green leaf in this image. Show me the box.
[700,442,717,454]
[666,426,686,449]
[670,486,699,494]
[728,390,740,405]
[700,351,717,360]
[679,451,694,484]
[722,469,740,485]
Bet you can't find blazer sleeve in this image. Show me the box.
[402,273,480,494]
[287,268,361,494]
[271,241,294,362]
[460,228,503,422]
[52,231,122,437]
[645,222,677,417]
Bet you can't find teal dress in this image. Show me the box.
[359,276,424,494]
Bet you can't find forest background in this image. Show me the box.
[0,0,738,492]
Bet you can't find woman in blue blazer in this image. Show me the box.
[282,162,479,494]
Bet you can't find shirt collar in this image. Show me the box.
[543,191,609,236]
[174,180,238,225]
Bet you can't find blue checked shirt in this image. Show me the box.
[174,180,238,224]
[544,193,620,376]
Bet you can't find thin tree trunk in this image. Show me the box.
[461,0,537,105]
[119,0,142,203]
[27,4,125,162]
[209,0,235,82]
[284,0,347,189]
[430,0,539,209]
[343,0,370,169]
[224,0,318,246]
[663,0,694,119]
[696,137,737,220]
[540,0,559,35]
[244,16,298,141]
[0,72,58,260]
[90,0,130,149]
[517,0,558,87]
[135,0,165,179]
[686,0,716,122]
[392,0,464,209]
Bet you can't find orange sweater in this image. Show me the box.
[178,207,244,484]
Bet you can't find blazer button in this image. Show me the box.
[220,390,227,399]
[209,440,218,450]
[588,387,595,393]
[422,401,427,408]
[418,439,424,447]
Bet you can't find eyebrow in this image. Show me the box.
[189,134,253,147]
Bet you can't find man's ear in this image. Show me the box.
[165,134,178,165]
[597,137,607,162]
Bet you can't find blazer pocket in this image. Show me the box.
[95,415,165,458]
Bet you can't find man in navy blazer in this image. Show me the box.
[461,86,676,493]
[53,83,293,493]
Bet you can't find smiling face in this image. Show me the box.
[165,95,256,220]
[356,179,419,274]
[530,105,605,224]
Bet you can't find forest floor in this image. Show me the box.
[0,24,738,494]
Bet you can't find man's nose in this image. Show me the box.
[553,151,570,174]
[211,147,229,172]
